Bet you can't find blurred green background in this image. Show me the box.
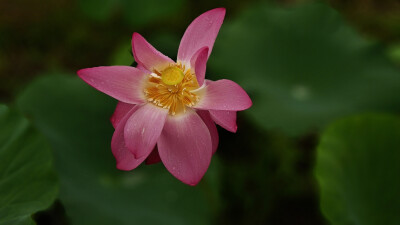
[1,0,400,224]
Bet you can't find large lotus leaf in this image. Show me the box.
[315,114,400,225]
[0,105,58,225]
[17,73,216,225]
[208,2,400,135]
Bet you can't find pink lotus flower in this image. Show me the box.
[77,8,252,185]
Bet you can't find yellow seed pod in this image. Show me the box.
[161,66,184,85]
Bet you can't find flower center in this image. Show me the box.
[161,66,184,85]
[144,64,200,115]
